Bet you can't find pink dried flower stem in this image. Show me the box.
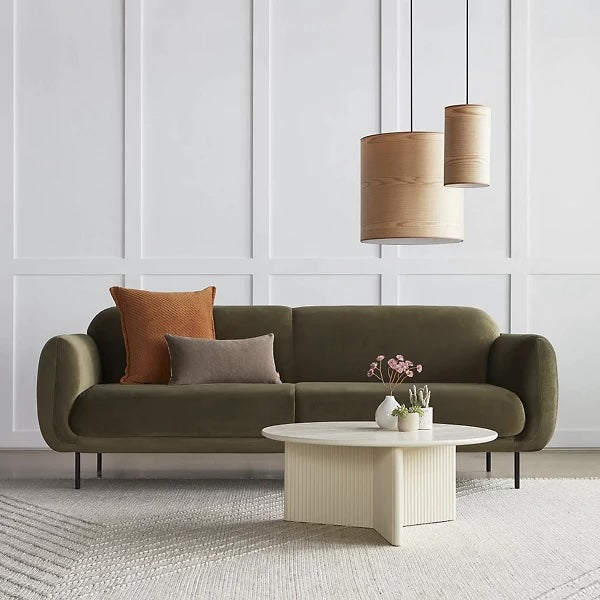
[367,355,423,396]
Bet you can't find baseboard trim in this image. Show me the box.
[549,430,600,449]
[0,448,599,479]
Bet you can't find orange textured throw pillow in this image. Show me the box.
[110,286,216,384]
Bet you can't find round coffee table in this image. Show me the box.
[262,422,497,545]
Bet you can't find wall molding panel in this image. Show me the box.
[0,0,16,447]
[251,0,272,304]
[0,0,597,447]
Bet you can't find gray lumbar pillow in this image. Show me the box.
[165,333,281,384]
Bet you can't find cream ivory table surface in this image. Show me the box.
[262,422,497,545]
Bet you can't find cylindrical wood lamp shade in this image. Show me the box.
[361,132,464,244]
[444,104,491,187]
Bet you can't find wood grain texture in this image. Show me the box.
[444,104,491,187]
[361,132,464,244]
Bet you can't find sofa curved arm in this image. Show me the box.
[487,334,558,451]
[37,334,101,451]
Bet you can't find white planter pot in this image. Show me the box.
[397,412,420,432]
[375,395,400,431]
[419,407,433,430]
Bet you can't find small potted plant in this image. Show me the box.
[409,384,433,430]
[367,355,423,430]
[391,404,424,432]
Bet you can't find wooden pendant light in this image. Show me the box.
[443,0,491,187]
[359,0,464,246]
[444,104,491,187]
[361,132,464,244]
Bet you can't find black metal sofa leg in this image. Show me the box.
[75,452,80,490]
[485,452,492,473]
[97,453,102,478]
[514,452,520,489]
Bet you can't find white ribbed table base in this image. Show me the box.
[284,443,456,545]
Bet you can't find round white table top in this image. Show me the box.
[262,422,497,448]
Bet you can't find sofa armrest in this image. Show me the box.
[487,334,558,451]
[37,334,101,451]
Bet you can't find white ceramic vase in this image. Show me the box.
[375,395,400,430]
[397,412,420,432]
[419,407,433,430]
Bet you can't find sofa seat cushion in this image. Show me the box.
[69,383,295,437]
[294,382,525,437]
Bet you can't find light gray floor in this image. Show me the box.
[0,449,598,480]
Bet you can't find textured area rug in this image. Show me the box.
[0,478,599,600]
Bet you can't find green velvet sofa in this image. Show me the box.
[37,305,558,489]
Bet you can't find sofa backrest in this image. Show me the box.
[292,306,499,383]
[87,308,127,383]
[87,304,498,384]
[87,306,295,383]
[213,306,294,383]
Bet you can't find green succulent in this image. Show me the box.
[409,384,431,408]
[391,404,424,418]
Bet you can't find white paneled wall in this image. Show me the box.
[270,275,381,307]
[528,1,600,259]
[15,0,124,258]
[0,0,598,447]
[270,0,380,259]
[142,275,253,305]
[142,0,252,259]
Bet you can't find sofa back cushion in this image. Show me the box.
[212,306,294,383]
[88,305,294,384]
[292,306,499,383]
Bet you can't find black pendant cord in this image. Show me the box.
[465,0,469,104]
[410,0,413,132]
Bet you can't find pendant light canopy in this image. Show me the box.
[443,0,491,188]
[360,0,464,245]
[361,132,463,244]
